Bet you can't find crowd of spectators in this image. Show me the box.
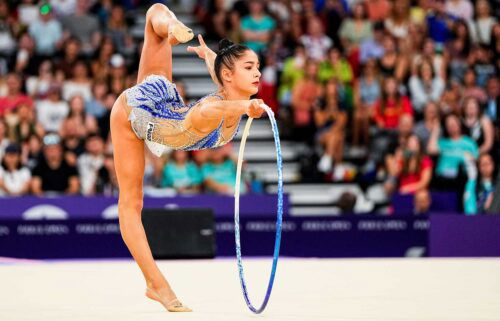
[0,0,498,215]
[196,0,498,214]
[0,0,248,199]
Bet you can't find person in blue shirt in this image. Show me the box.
[426,0,457,46]
[161,150,202,194]
[240,0,276,53]
[428,113,479,214]
[202,145,247,194]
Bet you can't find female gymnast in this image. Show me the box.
[109,3,264,313]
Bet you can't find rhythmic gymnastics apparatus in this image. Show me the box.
[109,3,265,313]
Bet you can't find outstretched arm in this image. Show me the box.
[188,34,221,88]
[186,98,265,134]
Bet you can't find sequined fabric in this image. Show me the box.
[124,74,241,156]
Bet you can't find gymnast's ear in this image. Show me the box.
[221,66,233,83]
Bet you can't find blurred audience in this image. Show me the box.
[0,0,496,216]
[161,150,203,194]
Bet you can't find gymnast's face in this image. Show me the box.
[222,50,261,96]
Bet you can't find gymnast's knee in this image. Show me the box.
[118,197,144,218]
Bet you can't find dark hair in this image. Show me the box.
[401,135,424,176]
[1,146,22,171]
[214,39,249,85]
[380,76,401,115]
[418,58,435,79]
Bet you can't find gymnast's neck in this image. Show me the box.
[217,86,252,101]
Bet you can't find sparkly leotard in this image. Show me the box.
[123,74,241,156]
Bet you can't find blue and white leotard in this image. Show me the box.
[124,74,241,156]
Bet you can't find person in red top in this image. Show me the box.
[374,76,413,129]
[0,73,33,117]
[385,134,433,195]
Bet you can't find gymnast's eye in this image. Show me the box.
[246,67,252,70]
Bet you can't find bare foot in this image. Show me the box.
[145,287,193,312]
[167,20,194,46]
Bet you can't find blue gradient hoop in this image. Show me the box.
[234,104,283,314]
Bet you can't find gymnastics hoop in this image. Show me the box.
[234,103,283,314]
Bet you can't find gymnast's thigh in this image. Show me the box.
[110,95,146,202]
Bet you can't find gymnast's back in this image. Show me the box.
[120,74,241,156]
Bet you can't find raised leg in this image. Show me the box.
[137,3,194,83]
[110,95,192,312]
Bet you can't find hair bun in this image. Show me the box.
[218,38,235,54]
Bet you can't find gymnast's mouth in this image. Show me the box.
[252,81,260,86]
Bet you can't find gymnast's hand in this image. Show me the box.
[247,99,265,118]
[187,34,213,59]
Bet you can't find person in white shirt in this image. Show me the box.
[468,0,497,45]
[26,60,55,98]
[409,58,445,114]
[300,17,333,61]
[445,0,473,21]
[36,86,70,133]
[77,134,105,195]
[28,3,63,56]
[18,0,40,27]
[62,61,92,101]
[50,0,77,17]
[0,144,31,196]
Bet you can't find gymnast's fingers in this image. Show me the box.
[198,34,206,47]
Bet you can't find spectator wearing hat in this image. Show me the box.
[28,3,63,57]
[31,133,79,196]
[0,143,31,196]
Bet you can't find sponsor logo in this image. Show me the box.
[22,205,68,220]
[301,220,352,231]
[17,224,69,235]
[147,122,154,141]
[75,223,120,234]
